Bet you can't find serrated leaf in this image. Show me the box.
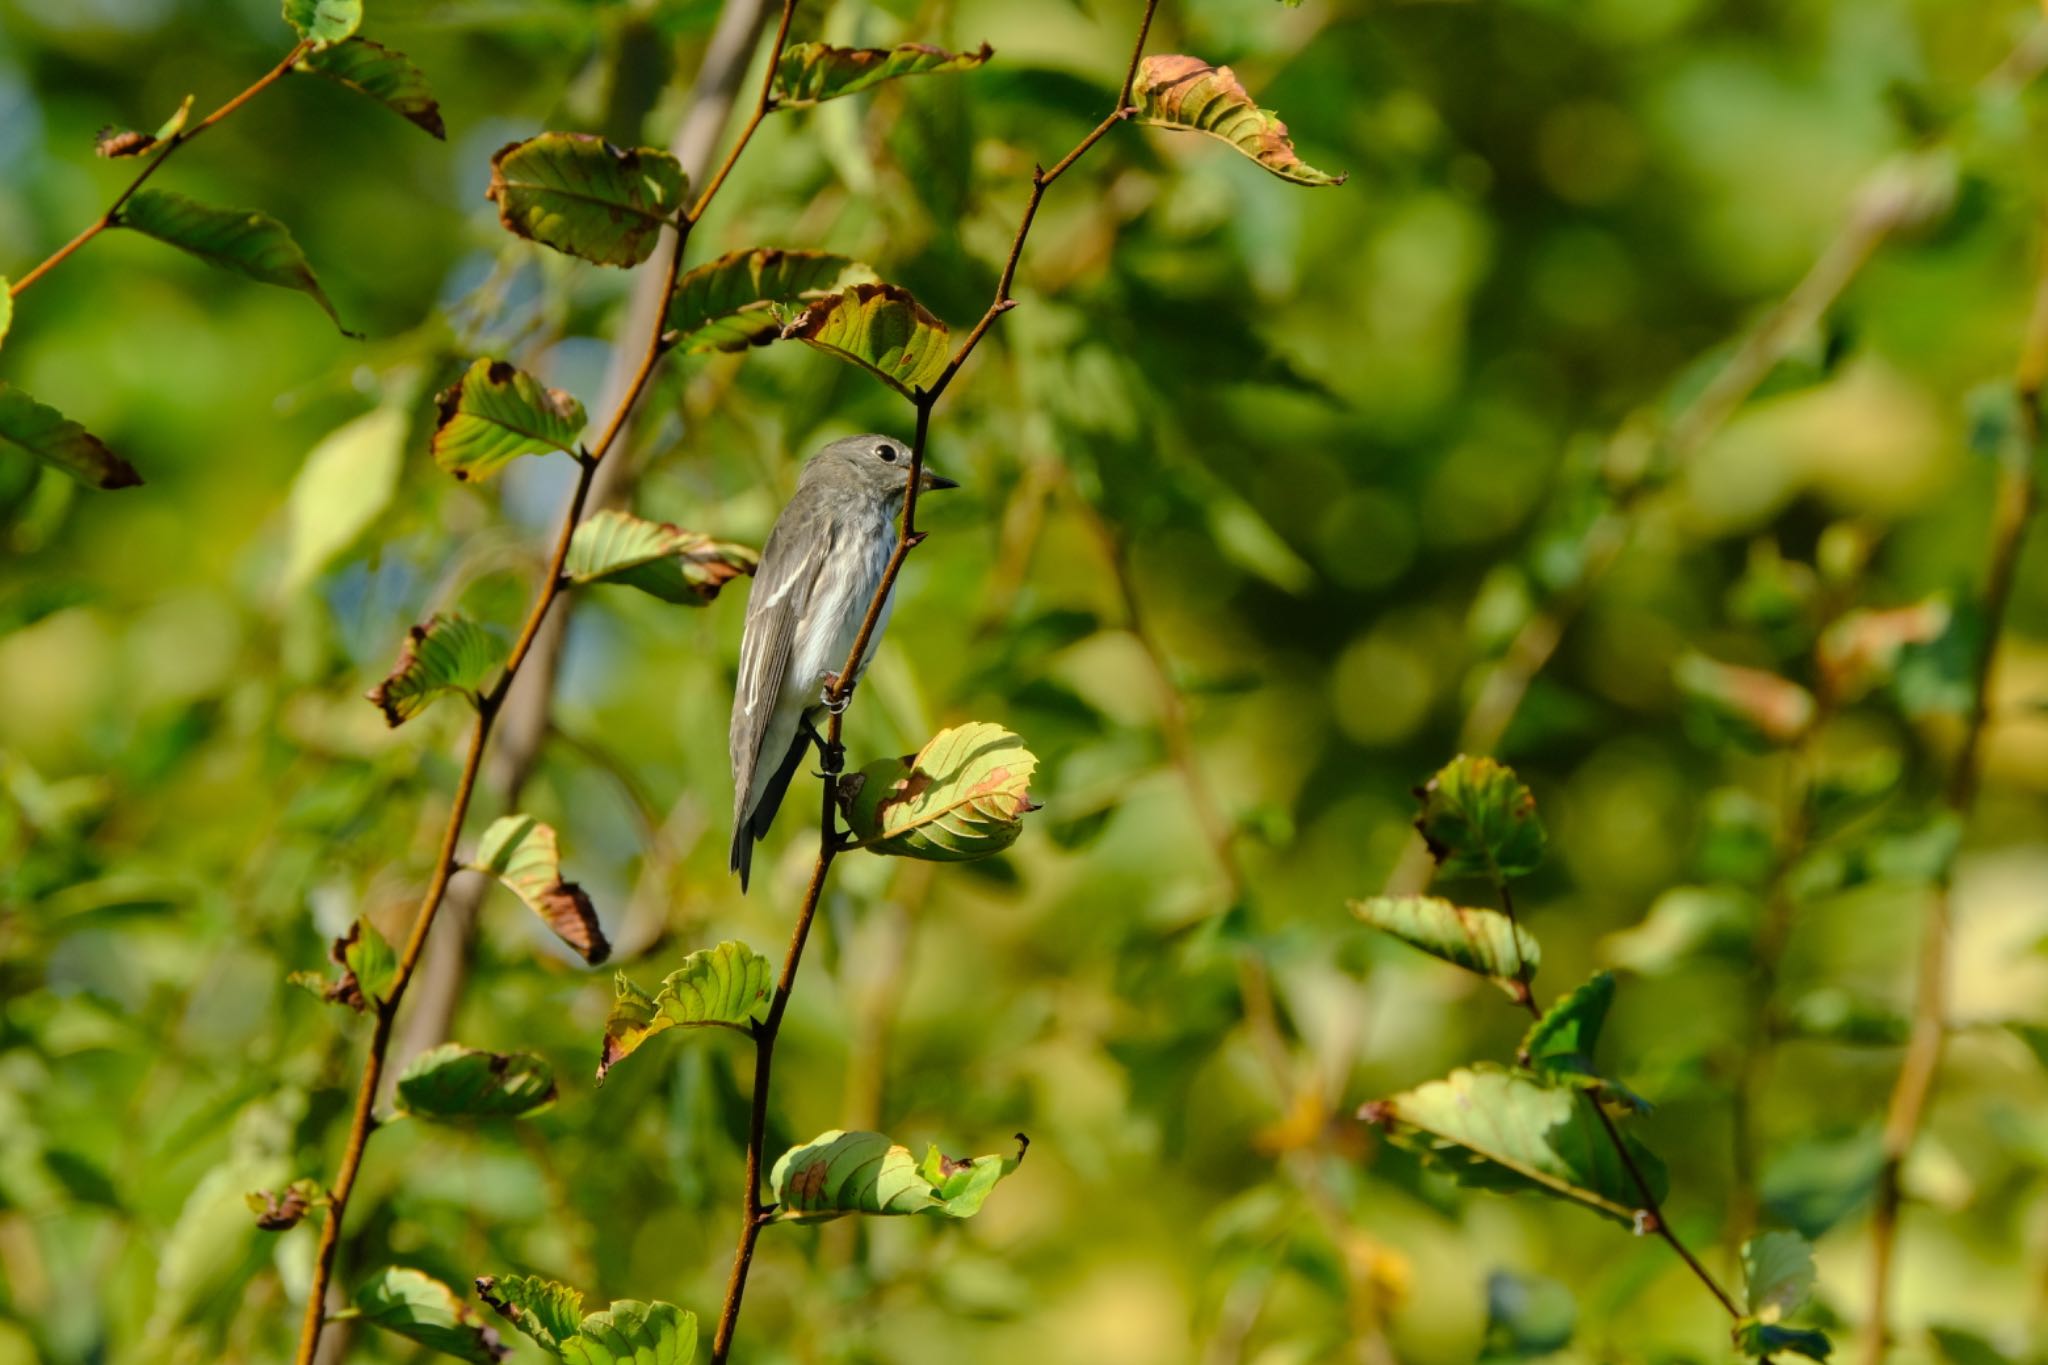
[1360,1065,1664,1225]
[431,357,587,482]
[564,510,757,605]
[559,1301,696,1365]
[1352,895,1538,995]
[1131,54,1347,187]
[118,189,350,332]
[780,281,952,399]
[1675,652,1817,748]
[772,41,994,107]
[597,941,774,1083]
[1742,1229,1816,1319]
[1414,755,1547,882]
[283,405,406,593]
[666,247,872,352]
[365,614,507,727]
[468,815,609,964]
[1735,1319,1833,1361]
[839,722,1039,861]
[0,382,141,489]
[486,133,688,268]
[769,1129,1027,1223]
[395,1043,556,1120]
[474,1274,584,1355]
[1521,972,1649,1112]
[297,38,446,139]
[354,1267,509,1363]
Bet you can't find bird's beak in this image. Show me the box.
[919,467,960,492]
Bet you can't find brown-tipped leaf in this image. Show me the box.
[666,247,873,352]
[1674,652,1816,747]
[0,383,141,489]
[563,509,757,605]
[780,281,951,399]
[118,189,352,332]
[772,41,994,107]
[597,941,773,1083]
[1414,755,1547,881]
[469,815,609,964]
[365,614,506,727]
[431,357,586,482]
[297,38,446,139]
[1351,894,1538,996]
[1132,55,1347,187]
[486,133,687,268]
[770,1129,1027,1222]
[840,722,1039,861]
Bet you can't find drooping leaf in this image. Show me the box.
[1735,1320,1834,1361]
[468,815,609,964]
[1414,755,1547,881]
[780,281,952,399]
[772,41,994,107]
[1131,54,1347,187]
[283,405,406,593]
[0,382,141,489]
[395,1043,557,1120]
[1742,1229,1817,1320]
[769,1129,1027,1222]
[666,248,871,352]
[597,941,774,1083]
[1351,895,1539,995]
[297,38,446,139]
[118,189,350,332]
[474,1274,584,1355]
[353,1267,509,1364]
[430,357,587,482]
[245,1178,325,1231]
[1519,972,1648,1110]
[1674,652,1816,748]
[486,134,688,268]
[365,614,507,727]
[563,510,757,605]
[559,1301,696,1365]
[1360,1065,1665,1225]
[839,722,1040,861]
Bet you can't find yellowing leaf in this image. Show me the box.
[431,357,587,482]
[366,614,506,726]
[1132,55,1347,187]
[772,41,994,107]
[769,1129,1027,1222]
[486,133,688,268]
[283,0,362,47]
[1674,652,1816,747]
[297,38,445,139]
[840,722,1039,861]
[0,382,141,489]
[780,281,952,399]
[1351,894,1539,995]
[469,815,609,964]
[597,941,774,1083]
[118,189,351,332]
[564,509,757,605]
[283,405,406,593]
[666,247,872,352]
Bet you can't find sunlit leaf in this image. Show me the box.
[597,940,773,1083]
[468,815,609,964]
[1414,755,1547,881]
[300,917,396,1013]
[476,1277,696,1365]
[365,614,506,727]
[780,281,952,399]
[354,1267,508,1363]
[772,41,994,107]
[0,382,141,489]
[564,509,757,605]
[474,1274,583,1355]
[297,38,446,139]
[283,0,361,46]
[1131,54,1347,187]
[283,405,406,593]
[486,133,688,267]
[1521,972,1649,1111]
[1361,1065,1664,1225]
[839,722,1040,861]
[666,247,872,352]
[431,357,587,482]
[1742,1229,1816,1319]
[395,1043,556,1120]
[1674,652,1816,748]
[1350,894,1538,995]
[118,189,350,332]
[770,1129,1028,1223]
[0,279,10,348]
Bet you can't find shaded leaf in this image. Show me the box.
[666,247,871,352]
[597,940,774,1084]
[781,281,952,399]
[1521,971,1649,1110]
[0,382,141,489]
[1131,54,1347,187]
[283,405,406,593]
[0,279,9,348]
[1742,1229,1816,1319]
[1482,1270,1575,1363]
[564,509,757,605]
[1350,894,1539,996]
[118,189,350,332]
[474,1274,583,1356]
[486,133,688,268]
[354,1267,508,1363]
[1674,652,1815,748]
[1360,1065,1664,1225]
[395,1043,557,1120]
[298,38,446,139]
[1415,755,1547,881]
[468,815,609,964]
[770,1129,1028,1222]
[364,614,506,727]
[839,722,1040,861]
[431,357,586,482]
[1735,1320,1833,1361]
[772,41,994,107]
[245,1178,324,1231]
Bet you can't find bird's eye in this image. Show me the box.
[876,444,897,463]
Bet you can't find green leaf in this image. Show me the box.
[304,916,396,1013]
[1674,652,1816,748]
[95,95,193,159]
[1735,1319,1833,1361]
[297,38,446,139]
[1414,755,1547,882]
[474,1274,584,1355]
[560,1301,696,1365]
[780,281,952,399]
[666,247,872,352]
[118,189,350,332]
[353,1267,509,1363]
[486,133,688,268]
[1482,1270,1575,1363]
[0,278,10,348]
[1361,1064,1664,1225]
[564,510,757,605]
[468,815,609,964]
[1742,1229,1816,1319]
[282,405,406,593]
[772,41,994,107]
[1520,971,1648,1110]
[395,1043,557,1120]
[0,382,142,489]
[770,1129,1028,1223]
[1131,55,1347,187]
[1351,894,1539,994]
[597,940,774,1083]
[430,357,587,482]
[839,722,1040,861]
[364,614,507,727]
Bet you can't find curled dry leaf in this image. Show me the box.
[245,1178,325,1230]
[1131,55,1347,187]
[839,722,1040,861]
[468,815,609,964]
[364,614,507,727]
[780,281,952,399]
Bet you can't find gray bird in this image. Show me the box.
[729,434,958,890]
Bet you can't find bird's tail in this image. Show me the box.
[730,721,812,894]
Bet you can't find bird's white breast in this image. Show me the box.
[783,507,897,713]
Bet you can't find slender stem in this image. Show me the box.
[8,41,310,299]
[1859,214,2048,1365]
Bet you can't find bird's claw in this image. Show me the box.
[819,673,852,715]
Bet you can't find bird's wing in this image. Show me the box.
[730,499,830,830]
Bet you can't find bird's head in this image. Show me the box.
[808,434,959,504]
